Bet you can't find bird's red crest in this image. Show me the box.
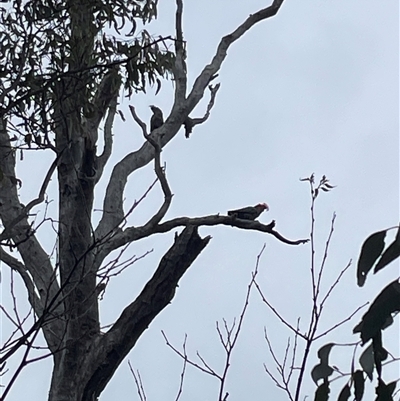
[258,203,269,211]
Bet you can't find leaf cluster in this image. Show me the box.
[312,226,400,401]
[0,0,175,143]
[357,228,400,287]
[300,174,336,200]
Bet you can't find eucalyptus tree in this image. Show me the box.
[0,1,307,400]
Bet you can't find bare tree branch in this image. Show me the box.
[128,362,147,401]
[184,84,221,138]
[129,105,173,227]
[0,248,43,316]
[255,279,306,339]
[0,155,58,243]
[320,260,352,308]
[314,303,368,341]
[161,245,266,401]
[184,0,285,111]
[315,213,337,300]
[162,331,220,378]
[95,215,308,268]
[175,335,188,401]
[263,329,295,400]
[128,105,148,136]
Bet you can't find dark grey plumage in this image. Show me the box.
[150,105,164,132]
[227,203,269,220]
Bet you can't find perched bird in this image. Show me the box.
[227,203,269,220]
[150,105,164,132]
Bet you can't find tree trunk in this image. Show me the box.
[48,226,210,401]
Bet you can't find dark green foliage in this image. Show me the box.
[337,384,351,401]
[311,363,334,385]
[357,230,386,286]
[318,343,335,365]
[357,226,400,286]
[353,370,365,401]
[359,343,374,381]
[0,0,174,143]
[375,379,397,401]
[313,225,399,401]
[314,381,330,401]
[374,227,400,274]
[312,344,335,385]
[372,332,388,378]
[353,280,400,344]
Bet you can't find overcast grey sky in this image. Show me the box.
[2,1,399,400]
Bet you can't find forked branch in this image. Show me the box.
[184,84,221,138]
[129,105,173,226]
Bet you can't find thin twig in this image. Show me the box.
[175,335,188,401]
[314,303,368,340]
[315,213,336,299]
[320,260,352,308]
[162,331,221,378]
[128,361,147,401]
[254,280,305,339]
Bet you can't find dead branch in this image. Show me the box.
[184,84,221,138]
[94,215,308,268]
[84,226,211,400]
